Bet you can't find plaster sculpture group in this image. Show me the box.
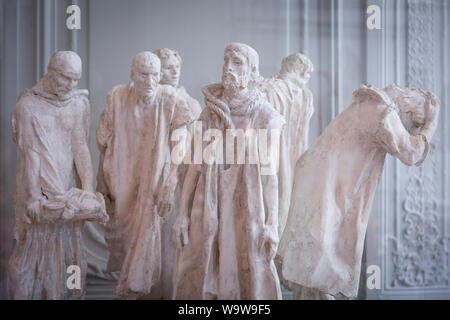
[8,44,439,300]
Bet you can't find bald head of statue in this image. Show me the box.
[130,52,161,98]
[45,51,82,98]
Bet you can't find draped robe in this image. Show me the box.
[159,85,202,299]
[258,74,314,237]
[96,83,195,297]
[279,92,430,298]
[173,84,284,300]
[8,81,92,299]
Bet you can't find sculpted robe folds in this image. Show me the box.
[259,74,313,236]
[278,89,430,298]
[160,86,202,298]
[96,83,195,296]
[175,86,202,118]
[173,84,284,300]
[8,81,91,299]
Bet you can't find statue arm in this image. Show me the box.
[173,163,200,248]
[259,111,285,260]
[167,124,188,186]
[261,120,283,230]
[19,148,44,224]
[167,97,196,187]
[95,97,114,200]
[11,106,44,222]
[261,173,279,230]
[23,148,43,204]
[72,100,94,192]
[376,108,430,166]
[298,89,314,156]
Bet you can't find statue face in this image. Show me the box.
[131,62,160,96]
[222,49,250,92]
[48,69,79,97]
[160,55,181,87]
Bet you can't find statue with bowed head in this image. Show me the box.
[278,84,439,300]
[8,51,108,300]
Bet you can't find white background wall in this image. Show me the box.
[1,0,449,299]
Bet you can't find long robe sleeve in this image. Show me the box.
[11,102,44,209]
[261,114,285,229]
[72,96,94,192]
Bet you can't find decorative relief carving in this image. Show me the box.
[390,0,449,289]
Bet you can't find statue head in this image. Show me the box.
[130,51,161,97]
[222,43,260,94]
[153,48,182,87]
[280,53,313,84]
[385,84,438,130]
[46,51,82,98]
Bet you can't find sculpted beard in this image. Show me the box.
[222,71,249,92]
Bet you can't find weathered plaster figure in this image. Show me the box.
[153,48,202,299]
[257,53,315,299]
[278,84,440,299]
[96,52,195,299]
[8,51,108,300]
[258,52,314,237]
[172,43,284,300]
[154,48,202,117]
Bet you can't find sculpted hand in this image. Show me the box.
[25,200,41,224]
[421,93,440,140]
[173,215,189,249]
[259,225,279,262]
[156,177,177,217]
[424,93,439,125]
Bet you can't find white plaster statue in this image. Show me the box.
[96,52,196,299]
[172,43,285,300]
[257,53,315,299]
[153,48,202,299]
[258,52,314,237]
[278,84,440,299]
[8,51,108,300]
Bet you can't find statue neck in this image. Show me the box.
[41,74,58,97]
[223,87,248,103]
